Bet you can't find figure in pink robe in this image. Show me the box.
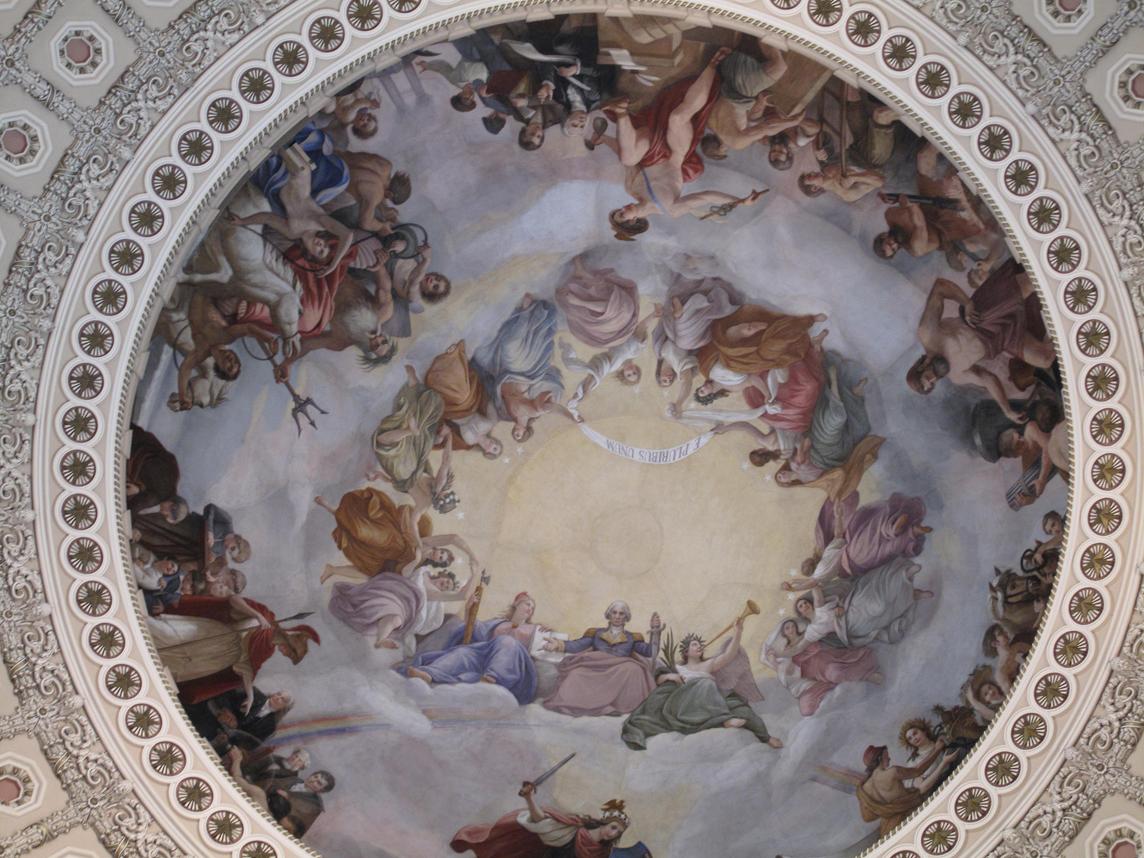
[555,261,642,349]
[764,618,880,716]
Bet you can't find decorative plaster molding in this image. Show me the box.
[0,0,1141,857]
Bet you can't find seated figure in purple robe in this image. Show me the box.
[785,491,930,593]
[400,592,540,705]
[542,601,662,717]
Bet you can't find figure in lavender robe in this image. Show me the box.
[402,594,542,704]
[815,492,929,580]
[249,123,350,216]
[652,274,741,355]
[555,259,642,348]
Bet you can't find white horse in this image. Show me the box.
[178,185,304,357]
[153,281,234,410]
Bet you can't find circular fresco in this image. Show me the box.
[122,14,1073,858]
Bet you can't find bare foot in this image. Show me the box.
[867,672,885,685]
[479,675,498,684]
[852,377,868,396]
[812,329,829,348]
[365,468,383,481]
[520,292,535,309]
[375,638,399,650]
[723,718,747,729]
[914,588,935,600]
[407,667,432,684]
[767,736,784,749]
[319,564,337,584]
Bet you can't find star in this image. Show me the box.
[455,511,465,520]
[788,568,797,576]
[740,462,749,471]
[786,593,795,601]
[776,608,785,617]
[502,457,511,464]
[516,446,525,456]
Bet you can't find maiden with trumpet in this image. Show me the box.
[621,599,782,750]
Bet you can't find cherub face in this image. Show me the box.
[905,727,926,748]
[619,362,641,385]
[353,111,377,137]
[421,274,449,299]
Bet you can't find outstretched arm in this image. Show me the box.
[422,533,479,567]
[966,366,1025,423]
[670,188,764,218]
[229,211,293,236]
[317,216,355,276]
[175,343,214,409]
[711,420,773,445]
[671,368,697,413]
[708,619,745,672]
[394,246,432,301]
[918,277,970,340]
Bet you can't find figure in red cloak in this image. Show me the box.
[451,782,651,858]
[149,594,320,710]
[597,47,767,240]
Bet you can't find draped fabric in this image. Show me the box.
[249,122,350,215]
[543,651,655,716]
[556,267,641,348]
[473,299,564,419]
[621,669,769,750]
[451,808,614,858]
[407,618,538,704]
[371,382,445,493]
[631,73,722,184]
[967,258,1030,360]
[425,341,487,422]
[330,488,430,576]
[699,305,816,376]
[235,242,357,339]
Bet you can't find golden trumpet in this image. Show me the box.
[707,599,761,645]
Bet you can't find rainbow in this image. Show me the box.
[270,709,537,746]
[270,714,391,745]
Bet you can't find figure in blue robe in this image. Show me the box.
[249,122,350,217]
[473,297,564,422]
[402,617,538,705]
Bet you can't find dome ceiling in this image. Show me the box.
[0,1,1142,858]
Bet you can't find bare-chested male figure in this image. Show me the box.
[601,48,767,238]
[908,261,1055,422]
[173,292,278,410]
[338,150,412,234]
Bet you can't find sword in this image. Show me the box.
[520,752,576,795]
